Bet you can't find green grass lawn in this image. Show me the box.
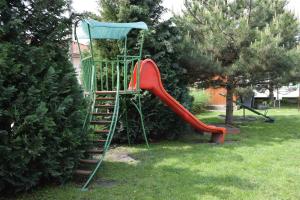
[8,108,300,200]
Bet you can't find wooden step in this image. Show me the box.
[79,159,98,164]
[93,139,106,143]
[96,97,115,101]
[90,120,111,125]
[91,112,113,116]
[96,90,138,95]
[74,169,92,176]
[87,148,103,154]
[94,105,114,108]
[94,129,110,134]
[96,91,116,95]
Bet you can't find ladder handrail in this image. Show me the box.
[81,57,96,136]
[81,59,121,191]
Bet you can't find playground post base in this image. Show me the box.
[210,133,225,144]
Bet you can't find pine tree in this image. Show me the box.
[96,0,192,141]
[248,2,299,103]
[0,0,88,193]
[176,0,299,124]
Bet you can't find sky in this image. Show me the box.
[72,0,300,20]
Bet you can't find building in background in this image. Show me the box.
[70,41,89,80]
[205,84,300,110]
[205,87,233,110]
[254,84,300,108]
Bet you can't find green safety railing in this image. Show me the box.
[81,59,121,191]
[94,56,140,92]
[81,56,97,137]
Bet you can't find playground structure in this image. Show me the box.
[74,19,226,191]
[220,93,275,123]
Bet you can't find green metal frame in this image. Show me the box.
[74,18,149,190]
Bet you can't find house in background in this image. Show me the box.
[70,41,89,80]
[254,84,300,107]
[205,84,300,110]
[205,87,237,110]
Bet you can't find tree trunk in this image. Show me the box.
[225,85,234,125]
[269,83,274,107]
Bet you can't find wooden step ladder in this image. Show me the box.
[74,91,120,190]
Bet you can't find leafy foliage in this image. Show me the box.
[96,0,192,142]
[0,0,87,193]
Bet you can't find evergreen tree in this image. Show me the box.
[176,0,299,124]
[0,0,87,193]
[96,0,191,141]
[248,2,299,103]
[287,46,300,83]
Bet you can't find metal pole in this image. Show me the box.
[87,24,97,92]
[137,32,145,91]
[123,37,128,91]
[74,21,83,60]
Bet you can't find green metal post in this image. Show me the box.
[74,21,83,61]
[106,61,109,90]
[130,99,149,148]
[123,98,131,145]
[129,60,134,84]
[137,31,148,147]
[123,37,128,91]
[112,61,115,89]
[87,24,97,92]
[137,32,145,91]
[100,62,103,90]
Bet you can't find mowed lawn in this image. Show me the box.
[9,108,300,200]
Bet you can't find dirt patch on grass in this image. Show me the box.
[105,147,140,165]
[94,178,119,187]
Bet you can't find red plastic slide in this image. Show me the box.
[129,59,226,143]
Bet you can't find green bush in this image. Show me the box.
[190,88,210,113]
[0,1,88,194]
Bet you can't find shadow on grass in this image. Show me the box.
[88,112,300,199]
[7,111,300,200]
[182,113,300,149]
[230,114,300,145]
[93,144,256,200]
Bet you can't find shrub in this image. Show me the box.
[0,0,88,193]
[190,88,210,113]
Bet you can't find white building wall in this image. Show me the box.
[254,84,300,100]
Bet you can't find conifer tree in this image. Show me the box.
[247,2,299,103]
[176,0,299,123]
[0,0,87,193]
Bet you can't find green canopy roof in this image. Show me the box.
[76,19,148,40]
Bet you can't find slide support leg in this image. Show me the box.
[130,95,149,148]
[123,98,131,145]
[210,133,225,144]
